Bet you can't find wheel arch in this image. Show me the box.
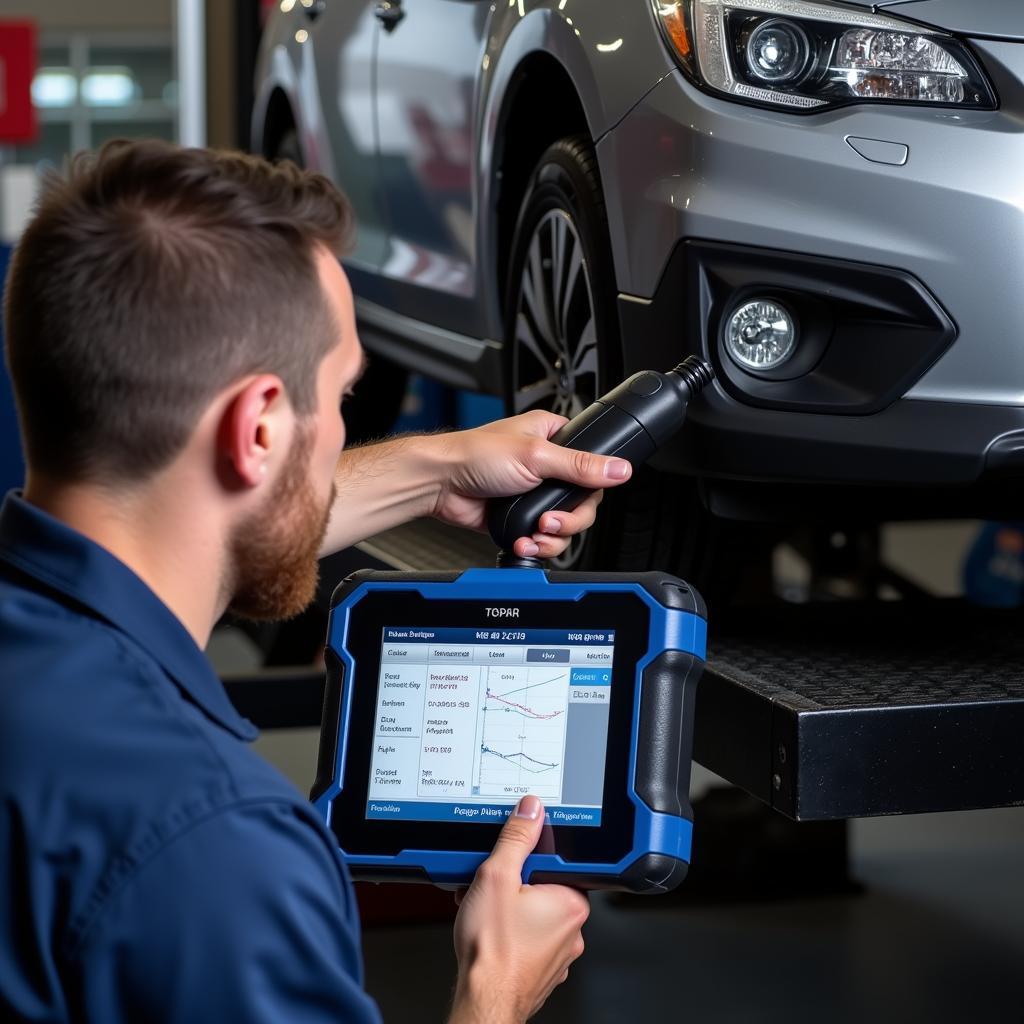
[251,28,304,160]
[258,86,298,159]
[476,4,672,340]
[490,53,592,319]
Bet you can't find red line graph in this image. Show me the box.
[485,688,564,720]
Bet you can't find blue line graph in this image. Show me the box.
[480,744,559,774]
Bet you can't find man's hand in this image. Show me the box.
[449,796,589,1024]
[433,411,632,560]
[321,410,632,559]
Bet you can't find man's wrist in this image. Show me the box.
[397,431,454,521]
[449,965,521,1024]
[319,432,456,556]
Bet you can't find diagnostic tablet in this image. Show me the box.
[311,567,706,892]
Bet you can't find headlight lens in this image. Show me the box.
[653,0,996,112]
[745,19,812,84]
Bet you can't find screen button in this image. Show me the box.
[526,648,570,663]
[474,645,525,665]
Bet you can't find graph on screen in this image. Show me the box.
[471,667,570,800]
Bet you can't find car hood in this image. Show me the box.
[880,0,1024,42]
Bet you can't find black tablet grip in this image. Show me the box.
[311,645,345,803]
[635,649,703,819]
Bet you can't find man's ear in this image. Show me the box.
[217,374,291,488]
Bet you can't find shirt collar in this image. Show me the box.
[0,491,258,741]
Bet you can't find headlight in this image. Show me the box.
[653,0,997,112]
[744,19,812,85]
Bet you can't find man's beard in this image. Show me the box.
[226,423,335,622]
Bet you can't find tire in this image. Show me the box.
[272,126,304,168]
[271,128,408,445]
[503,136,674,571]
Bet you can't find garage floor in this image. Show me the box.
[231,522,1024,1023]
[248,719,1024,1024]
[358,805,1024,1023]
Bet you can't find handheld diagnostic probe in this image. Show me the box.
[487,355,715,566]
[312,356,716,893]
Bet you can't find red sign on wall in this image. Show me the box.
[0,20,37,143]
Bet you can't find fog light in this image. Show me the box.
[725,299,796,371]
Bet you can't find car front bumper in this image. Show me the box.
[598,44,1024,502]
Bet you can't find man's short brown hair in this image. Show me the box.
[4,139,352,484]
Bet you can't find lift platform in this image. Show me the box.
[223,519,1024,822]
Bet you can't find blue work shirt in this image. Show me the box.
[0,492,383,1023]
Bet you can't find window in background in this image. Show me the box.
[13,32,177,171]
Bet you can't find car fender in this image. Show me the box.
[476,2,673,338]
[252,13,336,179]
[252,11,299,154]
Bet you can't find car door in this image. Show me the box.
[372,0,491,339]
[299,0,391,304]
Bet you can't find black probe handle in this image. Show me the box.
[487,363,712,551]
[487,400,657,548]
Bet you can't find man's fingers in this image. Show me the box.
[512,536,543,559]
[517,531,580,561]
[523,442,632,491]
[482,795,545,877]
[509,494,605,560]
[537,494,603,537]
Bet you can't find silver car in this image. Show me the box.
[253,0,1024,582]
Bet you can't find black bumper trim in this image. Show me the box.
[617,239,1024,494]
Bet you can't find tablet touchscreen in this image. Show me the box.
[365,626,615,827]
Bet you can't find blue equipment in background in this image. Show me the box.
[963,521,1024,608]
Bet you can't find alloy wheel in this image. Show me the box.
[511,209,600,567]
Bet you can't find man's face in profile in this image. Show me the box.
[226,250,361,622]
[227,418,334,621]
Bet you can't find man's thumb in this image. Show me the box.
[488,795,545,873]
[533,442,632,490]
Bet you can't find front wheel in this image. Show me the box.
[504,137,669,571]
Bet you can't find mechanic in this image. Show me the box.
[0,140,635,1023]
